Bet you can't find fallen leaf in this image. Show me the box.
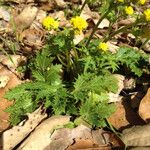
[0,54,26,77]
[107,41,119,53]
[0,67,22,131]
[20,28,44,49]
[122,124,150,147]
[14,6,38,31]
[50,11,69,27]
[67,139,111,150]
[2,107,47,150]
[108,100,145,131]
[142,39,150,52]
[35,10,47,23]
[0,8,10,21]
[97,18,110,29]
[80,4,109,29]
[73,33,85,45]
[139,88,150,123]
[54,0,67,8]
[17,116,70,150]
[39,2,55,11]
[4,0,25,4]
[0,75,10,88]
[47,125,124,150]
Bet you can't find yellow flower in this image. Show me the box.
[99,42,108,51]
[117,0,124,2]
[125,6,134,15]
[138,0,146,5]
[144,9,150,21]
[70,16,88,34]
[42,16,59,30]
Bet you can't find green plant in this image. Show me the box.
[5,29,149,126]
[4,0,150,127]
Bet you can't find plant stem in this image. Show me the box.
[104,22,137,42]
[86,2,114,47]
[80,0,87,12]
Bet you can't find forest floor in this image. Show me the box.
[0,0,150,150]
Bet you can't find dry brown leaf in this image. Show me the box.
[4,0,25,4]
[0,55,26,70]
[50,11,69,27]
[80,4,109,29]
[142,39,150,52]
[17,116,70,150]
[0,67,22,131]
[14,6,38,31]
[67,139,111,150]
[122,124,150,147]
[107,41,119,53]
[46,125,95,150]
[139,88,150,123]
[0,54,27,131]
[108,100,145,131]
[0,8,10,22]
[2,107,47,150]
[20,29,44,49]
[54,0,67,8]
[47,125,124,150]
[0,75,10,88]
[39,2,55,11]
[35,10,47,23]
[0,55,26,78]
[117,18,136,26]
[73,33,85,45]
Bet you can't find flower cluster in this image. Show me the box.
[138,0,146,5]
[125,6,134,15]
[42,16,59,30]
[98,42,108,52]
[144,9,150,21]
[117,0,124,2]
[70,16,88,34]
